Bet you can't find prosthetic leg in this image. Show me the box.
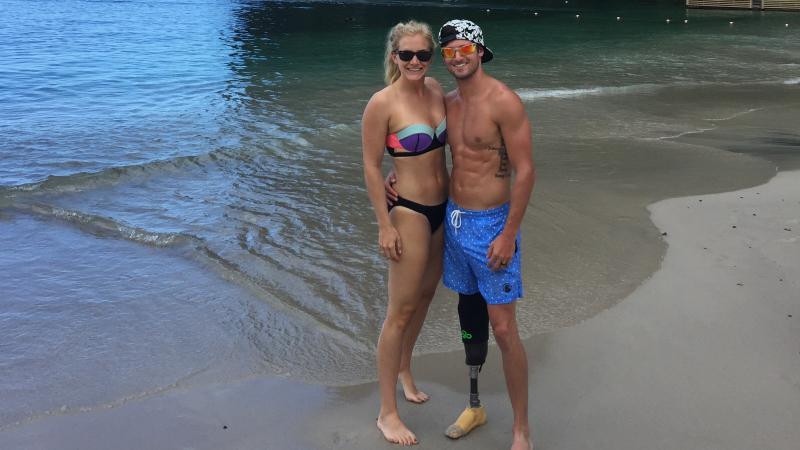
[445,293,490,439]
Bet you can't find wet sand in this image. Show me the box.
[2,170,797,449]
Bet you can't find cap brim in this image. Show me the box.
[439,35,457,47]
[481,47,494,63]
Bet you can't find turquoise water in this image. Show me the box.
[1,0,798,428]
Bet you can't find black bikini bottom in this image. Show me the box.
[390,195,447,233]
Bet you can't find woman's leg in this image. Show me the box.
[398,223,444,403]
[376,208,432,445]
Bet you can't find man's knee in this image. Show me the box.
[490,318,521,351]
[487,304,519,348]
[458,293,489,366]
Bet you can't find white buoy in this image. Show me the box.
[684,19,688,24]
[729,21,734,25]
[616,16,621,22]
[486,9,490,13]
[534,12,539,17]
[786,23,790,27]
[565,1,569,4]
[666,19,671,24]
[576,14,580,19]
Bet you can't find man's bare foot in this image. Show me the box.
[399,370,429,403]
[510,432,532,450]
[377,413,418,446]
[444,405,487,439]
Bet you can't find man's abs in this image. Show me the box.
[449,144,511,210]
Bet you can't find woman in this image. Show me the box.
[361,20,448,445]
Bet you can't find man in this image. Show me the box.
[388,19,535,450]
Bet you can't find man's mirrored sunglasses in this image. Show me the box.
[441,43,478,59]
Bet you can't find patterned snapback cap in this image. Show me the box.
[438,19,494,63]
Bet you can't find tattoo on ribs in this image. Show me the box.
[488,144,511,178]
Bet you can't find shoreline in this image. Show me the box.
[2,169,797,450]
[1,89,793,393]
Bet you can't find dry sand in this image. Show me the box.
[1,171,798,450]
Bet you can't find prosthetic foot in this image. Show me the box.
[445,403,487,439]
[445,293,490,439]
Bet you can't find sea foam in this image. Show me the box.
[516,84,658,101]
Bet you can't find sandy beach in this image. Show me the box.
[3,170,797,450]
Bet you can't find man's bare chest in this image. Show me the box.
[446,107,502,150]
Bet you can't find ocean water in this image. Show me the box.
[1,0,798,428]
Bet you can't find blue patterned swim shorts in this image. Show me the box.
[443,199,523,304]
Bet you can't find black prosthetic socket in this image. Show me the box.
[459,293,490,408]
[458,293,489,367]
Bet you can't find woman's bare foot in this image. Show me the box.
[398,370,429,403]
[510,432,532,450]
[377,413,418,446]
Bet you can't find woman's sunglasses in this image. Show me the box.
[394,49,433,62]
[441,43,478,59]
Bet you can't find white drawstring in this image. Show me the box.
[449,209,462,233]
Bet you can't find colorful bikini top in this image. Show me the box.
[386,118,447,157]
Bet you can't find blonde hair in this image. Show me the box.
[383,20,435,85]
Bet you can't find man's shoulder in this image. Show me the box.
[444,88,460,104]
[487,78,520,105]
[484,78,525,122]
[480,78,528,129]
